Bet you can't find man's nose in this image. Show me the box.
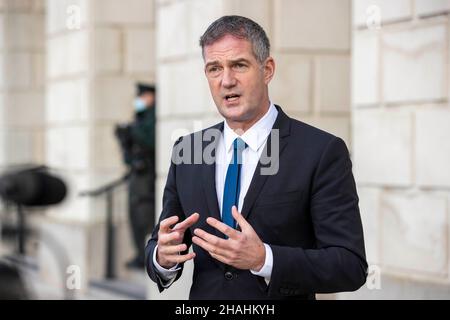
[221,69,237,88]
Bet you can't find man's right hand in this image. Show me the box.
[156,213,200,269]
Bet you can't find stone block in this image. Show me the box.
[357,187,381,264]
[415,0,450,17]
[274,0,350,50]
[0,14,4,48]
[33,0,45,13]
[124,28,155,74]
[298,115,351,148]
[224,0,272,40]
[158,58,216,117]
[270,53,311,114]
[46,126,89,170]
[353,0,412,27]
[47,31,88,78]
[46,0,88,34]
[0,130,34,165]
[93,27,121,74]
[4,91,44,126]
[381,192,448,276]
[315,55,350,113]
[353,109,412,186]
[382,24,447,104]
[92,0,154,25]
[416,109,450,188]
[36,218,109,296]
[187,0,225,55]
[47,78,89,124]
[33,52,46,89]
[4,0,32,12]
[1,52,32,89]
[90,124,123,171]
[4,12,44,50]
[157,0,189,59]
[352,30,379,106]
[91,76,135,122]
[0,53,5,89]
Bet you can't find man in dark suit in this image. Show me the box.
[145,15,367,300]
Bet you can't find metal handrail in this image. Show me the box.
[79,172,129,279]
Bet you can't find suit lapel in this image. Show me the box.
[201,122,223,223]
[241,106,291,221]
[200,122,228,270]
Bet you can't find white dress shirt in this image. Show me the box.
[153,102,278,284]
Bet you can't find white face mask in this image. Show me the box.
[134,98,147,112]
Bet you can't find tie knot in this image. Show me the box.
[233,138,247,152]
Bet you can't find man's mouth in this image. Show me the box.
[224,94,241,102]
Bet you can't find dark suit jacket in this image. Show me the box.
[145,106,368,300]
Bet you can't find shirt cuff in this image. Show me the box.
[152,244,181,286]
[250,243,273,282]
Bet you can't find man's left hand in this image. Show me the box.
[192,206,266,271]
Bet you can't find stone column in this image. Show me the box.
[41,0,155,296]
[0,0,45,259]
[0,0,45,168]
[349,0,450,298]
[152,0,351,299]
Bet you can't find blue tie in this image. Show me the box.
[222,138,247,229]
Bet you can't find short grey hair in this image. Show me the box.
[199,15,271,64]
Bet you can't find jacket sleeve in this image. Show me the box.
[268,137,368,298]
[144,138,191,292]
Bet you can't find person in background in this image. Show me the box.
[115,83,156,269]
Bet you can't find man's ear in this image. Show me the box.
[263,57,275,85]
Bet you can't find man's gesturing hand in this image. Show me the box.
[156,213,199,269]
[192,206,265,271]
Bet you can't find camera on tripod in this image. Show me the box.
[0,165,67,299]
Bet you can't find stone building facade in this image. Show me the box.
[0,0,449,299]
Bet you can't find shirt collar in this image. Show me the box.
[223,102,278,153]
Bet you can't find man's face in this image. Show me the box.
[203,35,275,130]
[141,92,155,108]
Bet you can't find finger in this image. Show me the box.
[210,252,229,265]
[158,243,188,255]
[159,215,180,233]
[159,230,182,245]
[173,213,200,231]
[192,236,228,258]
[205,217,239,239]
[194,228,229,248]
[231,206,250,230]
[166,252,196,264]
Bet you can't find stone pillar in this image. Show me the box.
[152,0,351,299]
[41,0,156,296]
[349,0,450,298]
[0,0,45,261]
[0,0,45,168]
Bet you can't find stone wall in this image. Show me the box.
[37,0,156,294]
[0,0,45,167]
[2,0,448,300]
[347,0,450,298]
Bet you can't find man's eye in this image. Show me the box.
[233,63,247,70]
[208,66,219,72]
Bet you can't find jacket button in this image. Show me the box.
[224,271,234,280]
